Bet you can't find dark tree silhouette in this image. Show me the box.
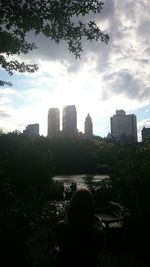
[0,0,109,85]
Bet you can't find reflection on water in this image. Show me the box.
[53,174,109,189]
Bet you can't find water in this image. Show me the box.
[51,174,110,217]
[52,174,109,189]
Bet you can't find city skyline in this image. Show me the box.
[22,106,144,141]
[1,1,150,141]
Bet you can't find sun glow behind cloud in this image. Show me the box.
[1,58,148,138]
[1,0,150,140]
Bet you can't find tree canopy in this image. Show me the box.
[0,0,109,85]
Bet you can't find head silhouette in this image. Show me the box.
[66,188,95,228]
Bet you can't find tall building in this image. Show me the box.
[62,105,77,137]
[23,123,39,136]
[142,127,150,141]
[110,110,137,141]
[48,108,60,138]
[84,113,93,139]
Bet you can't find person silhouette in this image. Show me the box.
[55,188,104,267]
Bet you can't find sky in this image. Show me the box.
[0,0,150,141]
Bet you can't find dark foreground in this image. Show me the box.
[98,248,148,267]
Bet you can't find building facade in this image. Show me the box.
[48,108,60,138]
[110,110,137,141]
[62,105,77,137]
[142,127,150,141]
[84,113,93,139]
[23,123,39,136]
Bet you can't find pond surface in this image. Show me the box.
[52,174,109,189]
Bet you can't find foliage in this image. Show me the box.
[0,169,58,266]
[0,139,58,266]
[0,0,109,85]
[0,132,53,193]
[85,176,112,208]
[1,133,150,262]
[108,142,150,246]
[46,138,120,175]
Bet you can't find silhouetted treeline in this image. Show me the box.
[0,132,118,189]
[0,131,149,193]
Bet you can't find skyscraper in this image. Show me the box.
[142,127,150,141]
[48,108,60,138]
[84,113,93,139]
[110,110,137,141]
[23,124,39,136]
[62,105,77,137]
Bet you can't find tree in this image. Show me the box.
[0,0,109,85]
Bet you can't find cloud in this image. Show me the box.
[0,87,18,108]
[17,0,114,72]
[134,59,150,64]
[0,110,11,119]
[144,47,150,56]
[100,0,115,19]
[102,69,150,100]
[1,0,150,138]
[137,19,150,44]
[8,0,149,76]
